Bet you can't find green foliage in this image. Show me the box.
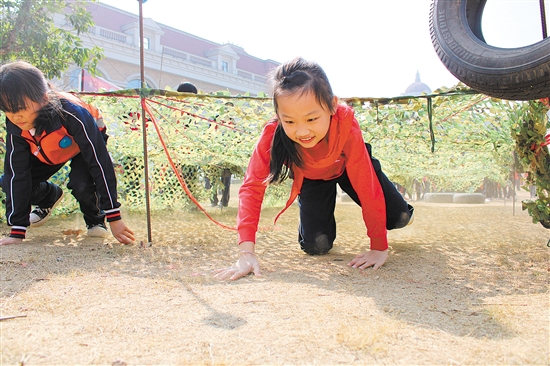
[72,88,519,211]
[510,100,550,226]
[0,87,533,223]
[349,90,517,193]
[79,92,275,211]
[0,0,103,78]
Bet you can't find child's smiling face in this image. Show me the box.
[277,91,336,148]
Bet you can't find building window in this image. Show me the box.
[69,69,81,91]
[221,61,228,72]
[127,79,142,88]
[143,37,150,49]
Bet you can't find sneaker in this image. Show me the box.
[87,223,109,238]
[29,187,64,227]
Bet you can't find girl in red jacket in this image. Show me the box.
[0,61,134,245]
[215,57,413,280]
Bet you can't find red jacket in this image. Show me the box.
[237,104,388,250]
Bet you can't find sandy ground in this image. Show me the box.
[1,188,549,365]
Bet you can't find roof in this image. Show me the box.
[86,2,279,76]
[404,71,431,96]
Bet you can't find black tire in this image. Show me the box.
[424,193,455,203]
[430,0,550,101]
[452,193,486,204]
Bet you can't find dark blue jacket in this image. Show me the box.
[3,99,121,228]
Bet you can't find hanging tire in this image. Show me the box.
[430,0,550,101]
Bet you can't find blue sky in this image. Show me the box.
[98,0,547,98]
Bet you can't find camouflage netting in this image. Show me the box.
[79,90,276,212]
[0,86,542,223]
[0,89,275,220]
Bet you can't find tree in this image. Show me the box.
[511,100,550,227]
[0,0,103,78]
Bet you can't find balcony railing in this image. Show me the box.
[99,28,127,43]
[163,48,188,61]
[189,55,213,68]
[93,26,266,84]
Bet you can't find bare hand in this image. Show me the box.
[213,252,262,281]
[348,249,388,271]
[108,220,135,244]
[0,236,23,246]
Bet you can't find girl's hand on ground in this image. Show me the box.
[213,252,262,281]
[0,236,23,245]
[109,220,135,244]
[348,249,388,270]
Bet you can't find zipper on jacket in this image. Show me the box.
[31,136,55,165]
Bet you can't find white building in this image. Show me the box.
[58,2,280,95]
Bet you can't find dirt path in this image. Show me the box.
[1,191,548,365]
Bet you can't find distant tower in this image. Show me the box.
[403,71,431,96]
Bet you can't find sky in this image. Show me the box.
[98,0,547,98]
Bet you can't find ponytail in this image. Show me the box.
[267,123,302,183]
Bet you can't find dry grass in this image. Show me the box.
[1,190,549,365]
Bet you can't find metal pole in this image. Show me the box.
[138,0,153,244]
[540,0,548,39]
[512,164,516,216]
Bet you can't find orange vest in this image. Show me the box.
[22,125,80,165]
[21,94,107,165]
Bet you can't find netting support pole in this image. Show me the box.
[138,0,153,243]
[428,97,435,153]
[540,0,548,39]
[513,151,517,216]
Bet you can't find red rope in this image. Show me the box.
[529,134,550,156]
[145,97,245,133]
[141,99,237,231]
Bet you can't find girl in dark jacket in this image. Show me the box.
[0,61,134,245]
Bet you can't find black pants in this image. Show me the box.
[298,144,412,255]
[205,169,231,207]
[3,153,105,227]
[215,174,231,206]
